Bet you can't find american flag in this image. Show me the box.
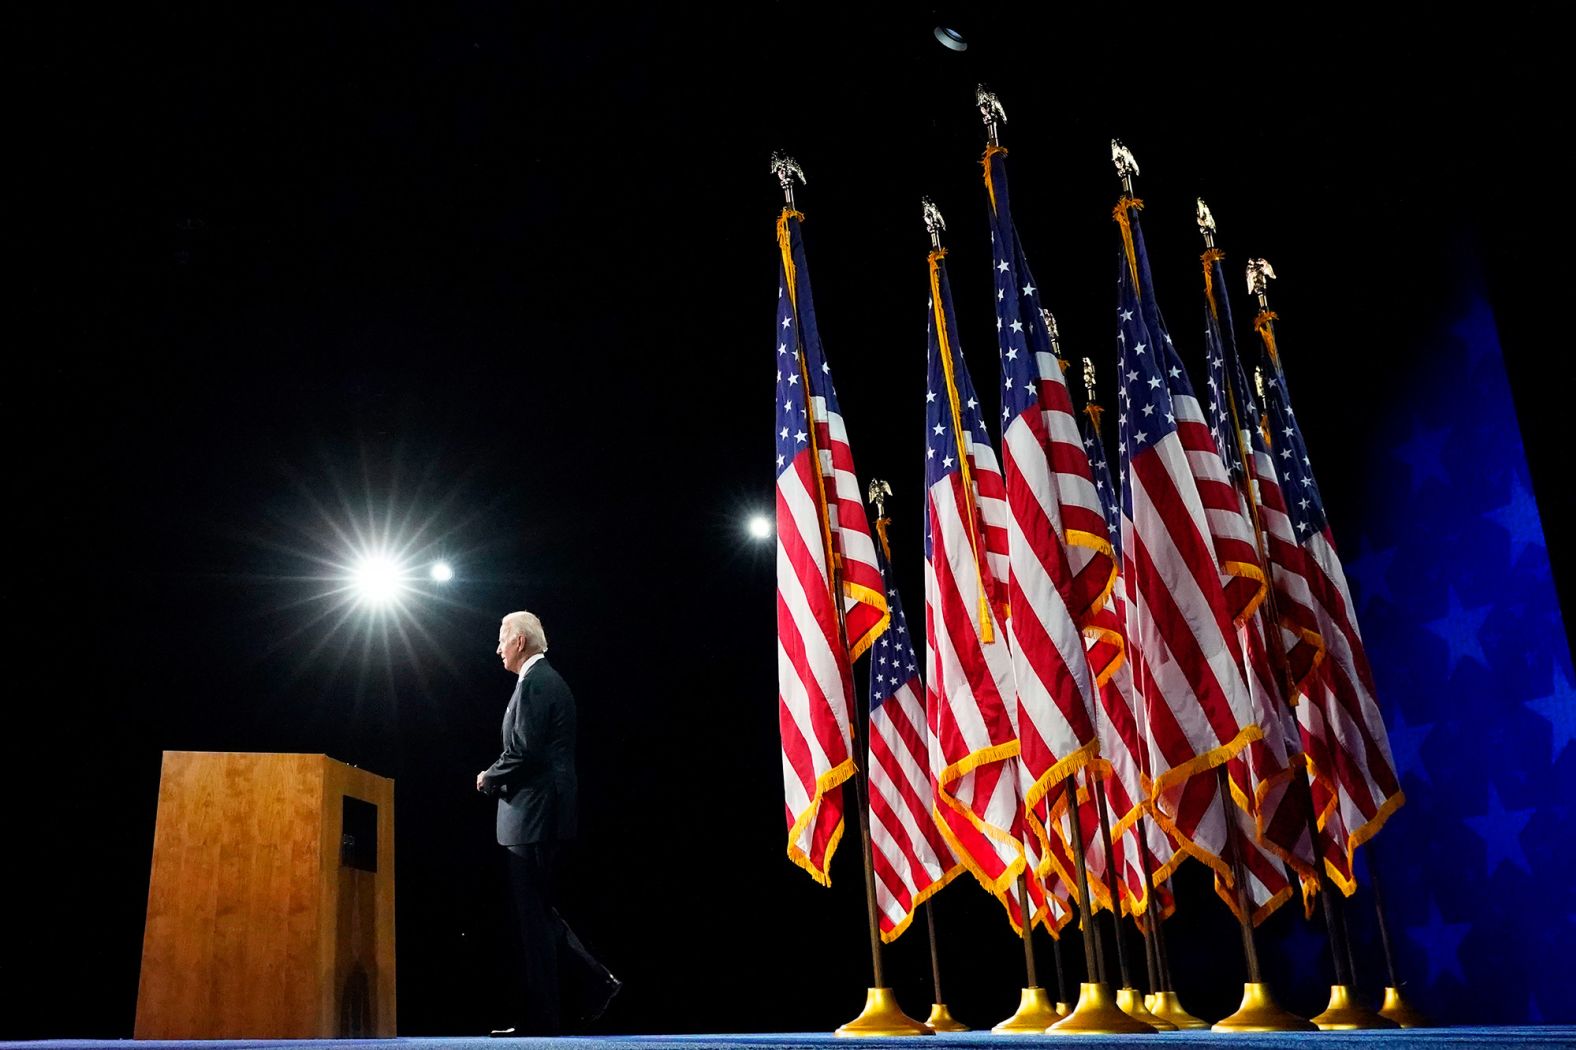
[923,244,1042,933]
[774,208,889,885]
[1199,246,1318,911]
[867,520,962,941]
[985,146,1112,894]
[1253,293,1404,892]
[1076,387,1178,923]
[1110,197,1261,892]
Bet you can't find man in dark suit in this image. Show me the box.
[477,610,618,1035]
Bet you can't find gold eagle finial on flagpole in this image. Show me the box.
[976,84,1007,147]
[922,197,947,250]
[866,478,892,520]
[769,152,806,209]
[1246,257,1277,305]
[1111,138,1140,195]
[1196,197,1217,249]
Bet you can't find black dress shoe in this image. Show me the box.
[581,973,622,1024]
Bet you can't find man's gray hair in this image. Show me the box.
[500,610,548,655]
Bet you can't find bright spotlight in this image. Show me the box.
[352,554,407,606]
[430,561,454,582]
[747,515,773,540]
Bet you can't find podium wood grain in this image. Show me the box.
[134,751,395,1038]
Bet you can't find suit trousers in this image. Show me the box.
[505,843,606,1034]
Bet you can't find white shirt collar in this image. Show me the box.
[517,652,546,681]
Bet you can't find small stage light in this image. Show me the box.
[430,561,454,583]
[352,554,407,606]
[933,26,967,51]
[747,515,773,540]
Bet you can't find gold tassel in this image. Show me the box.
[981,144,1009,213]
[1113,196,1145,289]
[1254,310,1281,365]
[874,515,892,561]
[1201,247,1226,319]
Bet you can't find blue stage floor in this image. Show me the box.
[6,1031,1576,1049]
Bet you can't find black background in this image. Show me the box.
[7,3,1568,1037]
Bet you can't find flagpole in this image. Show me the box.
[921,903,967,1031]
[1368,843,1429,1026]
[1018,872,1040,989]
[1247,263,1424,1028]
[1094,769,1175,1028]
[1082,348,1207,1033]
[833,540,928,1036]
[1046,777,1152,1032]
[1197,208,1384,1031]
[772,155,929,1039]
[1050,932,1071,1014]
[921,174,1058,1036]
[1136,822,1207,1028]
[1099,157,1304,1033]
[1243,259,1387,1027]
[866,480,968,1035]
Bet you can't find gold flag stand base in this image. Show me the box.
[1049,982,1157,1034]
[1311,985,1399,1030]
[1212,982,1317,1032]
[992,987,1064,1033]
[1116,987,1176,1030]
[1149,990,1209,1030]
[923,1002,969,1033]
[1380,986,1431,1028]
[989,983,1065,1027]
[835,988,932,1037]
[1056,1002,1071,1016]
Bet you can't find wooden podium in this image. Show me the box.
[135,751,396,1038]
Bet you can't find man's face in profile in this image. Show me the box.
[497,625,525,674]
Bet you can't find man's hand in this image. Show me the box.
[476,771,488,792]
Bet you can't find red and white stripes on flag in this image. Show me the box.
[1195,259,1318,914]
[1253,313,1404,894]
[870,676,961,940]
[1237,423,1322,895]
[774,208,888,884]
[1112,201,1261,891]
[924,248,1042,933]
[1297,529,1405,891]
[867,529,962,941]
[776,436,854,885]
[1087,596,1177,920]
[986,145,1119,896]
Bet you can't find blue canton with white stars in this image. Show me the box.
[869,537,921,712]
[1078,406,1123,555]
[1113,210,1189,518]
[923,256,995,560]
[1201,255,1264,482]
[774,215,839,482]
[985,151,1058,424]
[1257,350,1327,539]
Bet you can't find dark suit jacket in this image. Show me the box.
[482,657,578,845]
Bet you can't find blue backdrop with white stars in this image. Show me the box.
[1254,272,1575,1024]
